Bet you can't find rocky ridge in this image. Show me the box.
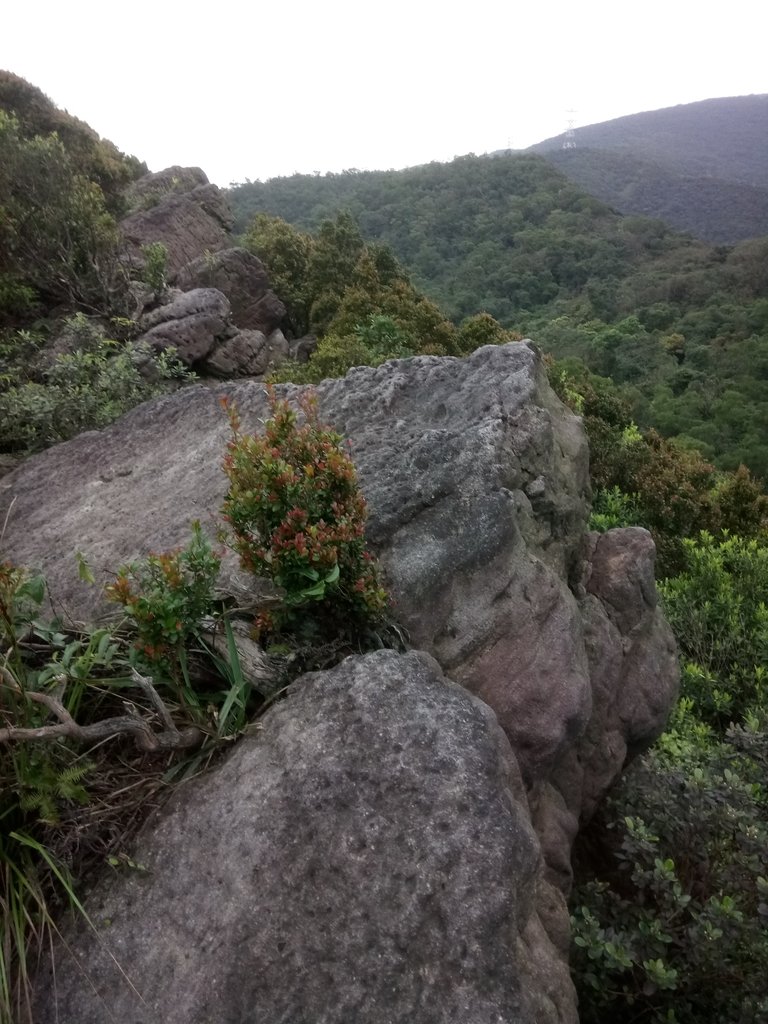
[121,167,311,378]
[0,341,679,1023]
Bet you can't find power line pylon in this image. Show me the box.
[562,109,577,149]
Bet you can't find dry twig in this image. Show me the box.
[0,669,202,751]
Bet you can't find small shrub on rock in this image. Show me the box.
[0,315,194,454]
[221,388,388,638]
[106,521,221,686]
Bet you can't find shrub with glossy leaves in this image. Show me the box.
[106,521,221,678]
[572,704,768,1024]
[221,389,388,637]
[660,532,768,728]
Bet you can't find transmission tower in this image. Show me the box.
[562,109,577,149]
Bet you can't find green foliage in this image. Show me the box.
[244,211,460,365]
[140,241,169,296]
[456,312,520,354]
[229,154,768,482]
[221,390,388,637]
[0,71,144,216]
[0,562,119,1023]
[105,522,221,685]
[269,334,375,386]
[354,314,414,360]
[0,109,128,315]
[0,315,194,455]
[269,315,417,386]
[0,531,256,1018]
[243,213,315,334]
[588,486,642,532]
[660,533,768,728]
[549,359,768,575]
[572,707,768,1024]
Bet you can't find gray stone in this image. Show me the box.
[121,182,233,276]
[175,247,287,334]
[125,165,210,212]
[1,342,679,1021]
[289,333,318,362]
[32,650,563,1024]
[201,327,289,378]
[137,287,232,365]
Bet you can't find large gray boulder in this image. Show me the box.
[0,342,679,1021]
[32,651,570,1024]
[124,165,210,211]
[175,247,287,334]
[136,286,233,364]
[121,171,233,276]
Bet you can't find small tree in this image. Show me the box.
[221,389,388,637]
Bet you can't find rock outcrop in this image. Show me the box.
[174,247,287,335]
[119,171,292,378]
[200,326,290,378]
[121,169,233,276]
[0,342,679,1022]
[32,651,565,1024]
[136,286,233,364]
[124,165,210,211]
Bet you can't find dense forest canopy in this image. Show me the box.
[228,155,768,479]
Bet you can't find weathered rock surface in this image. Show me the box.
[124,165,210,211]
[1,342,679,1023]
[136,287,233,364]
[201,326,289,377]
[32,651,568,1024]
[175,247,287,334]
[121,175,233,276]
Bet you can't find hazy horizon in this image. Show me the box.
[3,0,767,187]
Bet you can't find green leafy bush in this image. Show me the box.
[221,389,388,637]
[0,315,194,454]
[589,486,642,532]
[456,312,520,354]
[549,358,768,575]
[106,521,221,683]
[0,109,128,313]
[572,705,768,1024]
[660,532,768,728]
[140,241,169,296]
[269,315,415,386]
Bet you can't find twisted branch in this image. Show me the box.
[0,669,202,751]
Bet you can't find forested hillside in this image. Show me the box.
[540,147,768,244]
[529,96,768,244]
[229,155,768,479]
[530,95,768,185]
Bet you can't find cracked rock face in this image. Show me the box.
[1,342,679,1023]
[175,247,287,335]
[136,286,233,364]
[32,651,560,1024]
[121,170,234,276]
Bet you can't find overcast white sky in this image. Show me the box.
[3,0,766,187]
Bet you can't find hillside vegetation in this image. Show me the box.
[229,154,768,479]
[530,95,768,185]
[540,146,768,244]
[2,73,768,1024]
[530,95,768,244]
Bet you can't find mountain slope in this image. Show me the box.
[529,95,768,185]
[528,96,768,243]
[228,153,768,478]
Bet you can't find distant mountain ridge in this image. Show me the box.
[527,95,768,243]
